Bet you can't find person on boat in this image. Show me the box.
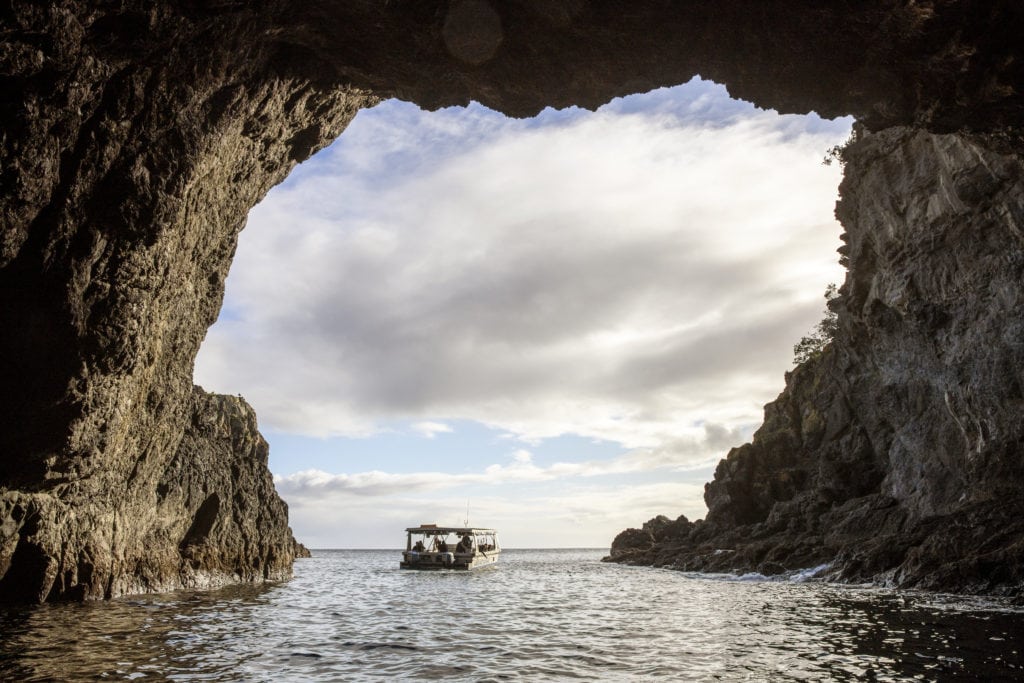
[412,540,425,552]
[437,538,448,552]
[458,534,474,553]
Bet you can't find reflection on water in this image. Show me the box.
[0,549,1021,681]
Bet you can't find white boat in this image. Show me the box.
[400,524,501,570]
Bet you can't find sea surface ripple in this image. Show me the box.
[0,549,1022,681]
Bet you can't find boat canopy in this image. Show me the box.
[405,525,496,535]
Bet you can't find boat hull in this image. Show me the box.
[399,551,499,570]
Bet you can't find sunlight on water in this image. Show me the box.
[1,550,1021,681]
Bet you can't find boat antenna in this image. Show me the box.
[464,498,470,527]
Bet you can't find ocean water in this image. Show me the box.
[0,549,1021,681]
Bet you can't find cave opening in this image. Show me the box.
[192,78,852,549]
[0,0,1020,619]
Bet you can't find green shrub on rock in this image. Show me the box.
[794,284,839,365]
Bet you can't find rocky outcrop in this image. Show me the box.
[0,386,302,601]
[155,388,306,590]
[607,127,1024,597]
[1,1,1023,600]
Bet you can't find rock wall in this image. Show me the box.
[608,127,1024,597]
[1,1,1022,600]
[156,388,309,592]
[0,387,306,601]
[0,2,371,602]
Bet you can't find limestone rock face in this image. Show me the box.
[0,387,302,601]
[156,388,305,591]
[608,128,1024,597]
[1,1,1023,600]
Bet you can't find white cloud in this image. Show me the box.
[411,421,453,438]
[274,422,746,501]
[193,78,850,551]
[511,449,533,464]
[194,83,849,469]
[280,476,709,549]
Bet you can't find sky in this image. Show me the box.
[193,77,851,549]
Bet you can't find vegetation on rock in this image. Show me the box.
[793,284,839,365]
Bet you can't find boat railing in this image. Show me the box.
[403,546,499,559]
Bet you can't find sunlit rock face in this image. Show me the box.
[1,1,1022,600]
[609,129,1024,596]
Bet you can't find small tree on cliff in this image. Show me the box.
[822,124,862,167]
[793,284,839,365]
